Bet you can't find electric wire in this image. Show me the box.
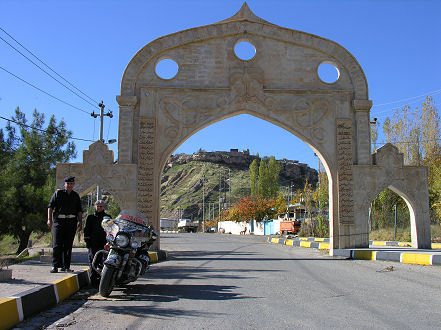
[0,33,99,110]
[372,89,441,107]
[0,27,113,113]
[0,65,90,114]
[0,115,95,142]
[0,27,100,106]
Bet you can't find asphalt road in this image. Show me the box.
[17,233,441,329]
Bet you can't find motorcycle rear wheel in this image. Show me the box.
[99,265,116,297]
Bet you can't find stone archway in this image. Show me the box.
[57,3,431,251]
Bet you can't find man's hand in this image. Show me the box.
[47,219,52,228]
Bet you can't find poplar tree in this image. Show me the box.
[378,96,441,224]
[258,158,270,198]
[268,156,281,198]
[250,158,259,196]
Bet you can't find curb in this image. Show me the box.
[332,249,441,266]
[0,250,167,330]
[267,237,441,266]
[370,240,441,249]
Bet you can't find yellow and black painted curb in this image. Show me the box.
[346,250,441,266]
[267,237,441,267]
[370,240,441,249]
[0,250,167,330]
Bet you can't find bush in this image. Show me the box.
[298,216,329,238]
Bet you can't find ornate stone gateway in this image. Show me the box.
[56,4,431,251]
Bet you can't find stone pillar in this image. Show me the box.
[116,95,137,164]
[353,100,372,165]
[137,118,156,222]
[336,119,355,248]
[137,118,160,250]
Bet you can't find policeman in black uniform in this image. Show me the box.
[84,199,109,286]
[47,176,83,273]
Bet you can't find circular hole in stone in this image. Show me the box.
[318,62,340,84]
[155,58,179,80]
[234,40,256,61]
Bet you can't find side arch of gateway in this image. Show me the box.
[55,3,431,251]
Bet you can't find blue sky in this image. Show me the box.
[1,0,440,169]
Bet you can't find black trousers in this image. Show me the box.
[88,246,104,284]
[52,219,77,269]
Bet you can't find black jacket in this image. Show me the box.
[84,210,109,250]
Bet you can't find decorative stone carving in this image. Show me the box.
[137,119,156,225]
[54,4,430,251]
[336,119,354,225]
[56,141,137,210]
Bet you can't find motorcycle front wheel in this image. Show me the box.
[99,265,117,297]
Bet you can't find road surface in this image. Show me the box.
[18,233,441,329]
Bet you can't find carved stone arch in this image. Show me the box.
[115,3,374,251]
[158,104,336,179]
[56,141,138,212]
[352,144,431,249]
[56,3,430,251]
[121,4,368,100]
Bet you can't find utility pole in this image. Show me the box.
[91,101,113,200]
[316,153,321,215]
[219,173,222,221]
[394,204,397,240]
[202,174,206,233]
[228,168,231,208]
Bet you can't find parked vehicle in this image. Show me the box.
[280,220,301,235]
[177,218,199,232]
[92,209,157,297]
[160,218,177,231]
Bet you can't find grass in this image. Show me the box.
[0,231,86,257]
[369,224,441,242]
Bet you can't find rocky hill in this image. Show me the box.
[161,149,317,221]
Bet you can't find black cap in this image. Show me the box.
[64,176,75,182]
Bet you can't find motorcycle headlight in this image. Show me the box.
[131,241,139,249]
[106,234,114,242]
[115,233,130,247]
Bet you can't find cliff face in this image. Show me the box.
[166,149,318,185]
[161,149,318,220]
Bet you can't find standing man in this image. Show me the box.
[47,176,83,273]
[84,199,109,286]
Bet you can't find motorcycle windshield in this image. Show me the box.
[116,209,150,227]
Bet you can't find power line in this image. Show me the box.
[0,65,90,114]
[374,138,441,145]
[0,115,94,142]
[0,33,99,110]
[371,94,440,119]
[372,89,441,108]
[0,27,101,108]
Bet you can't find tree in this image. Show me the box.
[250,155,281,199]
[223,195,277,222]
[313,170,329,214]
[381,97,441,224]
[258,158,270,197]
[106,195,121,219]
[250,159,259,197]
[268,156,281,198]
[302,179,314,221]
[0,107,76,253]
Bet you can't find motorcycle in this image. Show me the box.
[92,209,157,297]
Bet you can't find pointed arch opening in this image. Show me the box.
[368,185,415,244]
[78,184,122,220]
[159,113,334,236]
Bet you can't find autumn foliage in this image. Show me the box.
[223,195,287,222]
